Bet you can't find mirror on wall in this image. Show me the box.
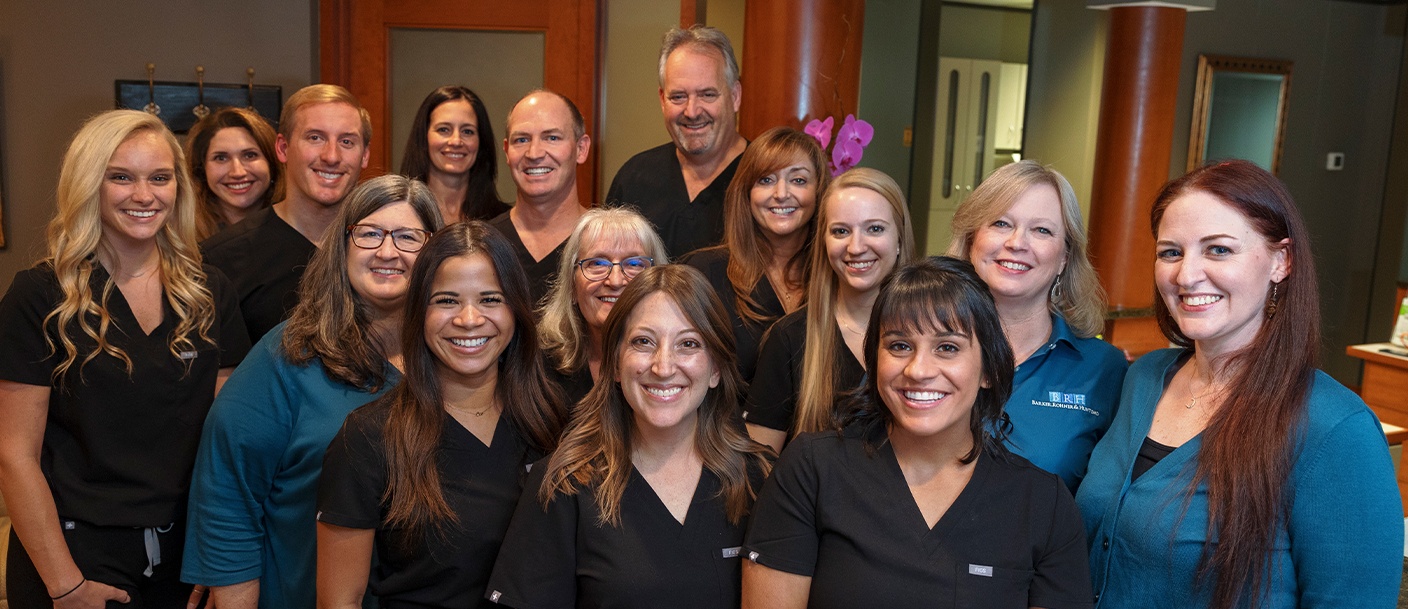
[1187,54,1292,174]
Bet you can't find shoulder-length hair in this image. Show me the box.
[722,126,830,323]
[398,86,505,222]
[43,109,213,378]
[840,256,1015,462]
[946,160,1106,338]
[793,168,916,436]
[539,264,772,526]
[185,107,283,239]
[281,174,443,390]
[539,206,668,374]
[1150,159,1316,609]
[379,221,566,540]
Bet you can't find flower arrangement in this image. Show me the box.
[804,114,875,176]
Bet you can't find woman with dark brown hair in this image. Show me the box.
[1076,160,1402,608]
[400,86,510,224]
[485,264,772,609]
[185,107,281,239]
[316,222,566,609]
[680,126,829,381]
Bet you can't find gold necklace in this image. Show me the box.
[1185,367,1216,409]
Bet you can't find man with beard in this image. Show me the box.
[201,84,372,344]
[605,25,746,258]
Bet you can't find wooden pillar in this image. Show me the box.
[1087,5,1188,357]
[740,0,866,138]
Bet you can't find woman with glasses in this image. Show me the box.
[538,207,668,406]
[680,127,829,383]
[184,175,442,609]
[316,222,566,609]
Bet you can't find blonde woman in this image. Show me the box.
[744,168,916,452]
[538,207,667,405]
[0,110,248,608]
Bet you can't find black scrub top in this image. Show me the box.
[678,246,787,384]
[604,142,743,258]
[0,262,250,526]
[488,212,565,309]
[744,426,1094,609]
[318,400,537,609]
[201,206,317,345]
[743,308,865,435]
[547,363,595,411]
[486,461,764,609]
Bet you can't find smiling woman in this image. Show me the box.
[399,86,510,224]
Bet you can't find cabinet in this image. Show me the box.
[995,63,1027,151]
[924,58,1001,254]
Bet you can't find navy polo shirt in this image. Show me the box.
[1004,315,1128,492]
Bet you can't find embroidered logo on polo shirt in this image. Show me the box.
[721,546,741,558]
[1030,391,1100,416]
[969,564,993,577]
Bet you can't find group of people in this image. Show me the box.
[0,23,1401,609]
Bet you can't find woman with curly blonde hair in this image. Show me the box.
[0,109,249,608]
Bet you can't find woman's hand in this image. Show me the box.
[188,584,213,609]
[52,578,130,608]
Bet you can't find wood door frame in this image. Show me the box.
[320,0,603,201]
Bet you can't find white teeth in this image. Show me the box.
[524,167,552,175]
[1182,294,1222,306]
[450,337,488,348]
[125,210,157,218]
[998,261,1031,271]
[225,181,253,190]
[601,296,618,303]
[904,390,945,402]
[371,268,404,276]
[846,260,875,270]
[646,386,682,397]
[769,207,797,216]
[315,170,341,181]
[443,153,466,159]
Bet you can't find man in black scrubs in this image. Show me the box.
[488,89,589,306]
[202,84,371,344]
[604,25,747,258]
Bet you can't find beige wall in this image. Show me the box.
[0,0,316,286]
[599,0,679,203]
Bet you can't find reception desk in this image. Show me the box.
[1347,343,1408,515]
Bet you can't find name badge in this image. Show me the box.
[969,564,993,577]
[720,546,741,559]
[178,350,199,361]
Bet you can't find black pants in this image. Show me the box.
[7,519,191,609]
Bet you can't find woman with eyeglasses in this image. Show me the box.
[538,207,668,406]
[184,175,442,609]
[680,126,829,383]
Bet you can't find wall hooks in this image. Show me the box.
[193,66,210,119]
[144,63,161,116]
[246,68,257,109]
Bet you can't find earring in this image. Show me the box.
[1266,281,1280,319]
[1049,274,1063,302]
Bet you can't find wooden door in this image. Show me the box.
[320,0,601,200]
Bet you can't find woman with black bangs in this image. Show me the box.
[742,256,1092,609]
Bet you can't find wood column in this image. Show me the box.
[740,0,866,138]
[1087,6,1187,357]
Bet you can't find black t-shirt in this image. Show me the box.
[742,308,865,435]
[0,262,250,526]
[745,426,1094,609]
[486,460,764,609]
[678,246,786,385]
[546,363,594,411]
[318,399,538,609]
[201,206,317,345]
[604,142,743,258]
[487,212,565,309]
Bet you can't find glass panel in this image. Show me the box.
[974,71,991,189]
[390,28,546,203]
[943,69,960,199]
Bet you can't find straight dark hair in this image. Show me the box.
[381,221,567,539]
[399,86,505,221]
[840,256,1014,461]
[1151,160,1315,609]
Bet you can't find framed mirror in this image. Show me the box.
[1188,54,1292,174]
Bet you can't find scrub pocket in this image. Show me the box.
[953,563,1033,608]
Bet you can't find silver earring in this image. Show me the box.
[1049,274,1063,302]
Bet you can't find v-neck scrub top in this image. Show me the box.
[604,141,744,258]
[486,462,762,609]
[201,207,317,345]
[0,263,249,527]
[743,308,865,435]
[679,246,788,384]
[488,212,566,308]
[1075,348,1403,608]
[744,426,1094,609]
[318,400,537,609]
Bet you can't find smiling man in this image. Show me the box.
[488,89,590,307]
[605,25,747,258]
[201,84,371,344]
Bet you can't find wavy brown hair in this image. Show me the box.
[185,107,282,239]
[380,221,566,540]
[1151,160,1315,609]
[721,126,830,323]
[281,175,443,390]
[539,264,772,526]
[398,86,505,222]
[43,110,213,379]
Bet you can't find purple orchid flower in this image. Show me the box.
[804,116,833,149]
[836,114,874,148]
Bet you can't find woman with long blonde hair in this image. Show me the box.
[0,109,249,608]
[744,168,915,452]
